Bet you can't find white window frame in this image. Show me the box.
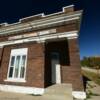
[5,48,28,82]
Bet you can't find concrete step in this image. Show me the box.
[44,83,73,100]
[43,94,73,100]
[45,83,72,94]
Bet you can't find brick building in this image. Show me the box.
[0,5,85,97]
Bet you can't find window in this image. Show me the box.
[6,48,28,82]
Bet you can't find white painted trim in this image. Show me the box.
[72,91,86,99]
[11,48,28,55]
[0,84,44,95]
[31,17,80,28]
[0,11,82,35]
[0,16,79,35]
[0,23,8,26]
[26,5,74,18]
[0,5,79,27]
[19,13,45,22]
[8,29,56,40]
[30,14,80,25]
[0,31,78,47]
[44,11,63,18]
[56,64,61,84]
[67,36,78,39]
[63,5,74,12]
[4,79,26,83]
[14,5,74,22]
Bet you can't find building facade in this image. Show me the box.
[0,5,85,97]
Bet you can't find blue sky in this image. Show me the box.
[78,0,100,59]
[0,0,100,59]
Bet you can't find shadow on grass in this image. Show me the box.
[83,75,91,91]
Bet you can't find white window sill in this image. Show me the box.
[4,79,26,83]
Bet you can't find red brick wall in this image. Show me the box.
[0,39,83,91]
[0,48,3,61]
[0,42,45,88]
[0,19,83,91]
[44,39,83,91]
[61,39,83,91]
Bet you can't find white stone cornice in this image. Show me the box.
[0,31,78,47]
[0,11,82,35]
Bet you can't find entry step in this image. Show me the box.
[44,84,73,100]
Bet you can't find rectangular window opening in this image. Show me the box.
[7,48,28,82]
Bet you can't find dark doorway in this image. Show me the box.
[44,39,70,87]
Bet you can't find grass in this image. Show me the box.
[85,89,100,100]
[82,70,100,85]
[82,69,100,99]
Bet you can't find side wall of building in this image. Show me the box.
[61,38,83,91]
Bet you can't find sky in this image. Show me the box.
[0,0,100,59]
